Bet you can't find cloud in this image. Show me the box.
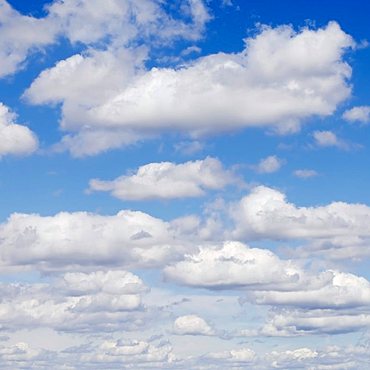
[173,315,216,336]
[0,103,38,157]
[1,0,210,79]
[312,130,349,149]
[231,185,370,241]
[0,1,58,78]
[255,155,284,173]
[0,270,150,333]
[25,21,354,155]
[293,169,318,178]
[0,210,193,270]
[164,241,304,290]
[343,105,370,124]
[88,157,238,200]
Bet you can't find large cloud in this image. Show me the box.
[88,157,238,200]
[25,21,354,155]
[0,270,150,333]
[0,103,38,157]
[231,185,370,241]
[0,210,193,270]
[0,0,210,79]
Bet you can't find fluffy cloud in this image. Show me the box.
[0,210,192,270]
[173,315,215,336]
[88,157,238,200]
[164,241,304,290]
[25,22,354,155]
[343,105,370,124]
[231,185,370,241]
[0,1,58,78]
[0,0,210,79]
[0,270,150,333]
[312,130,349,149]
[255,155,284,173]
[0,103,38,157]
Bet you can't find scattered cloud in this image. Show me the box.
[0,103,38,157]
[88,157,238,200]
[293,169,318,178]
[255,155,284,173]
[343,105,370,124]
[173,315,216,336]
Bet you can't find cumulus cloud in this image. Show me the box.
[312,130,349,149]
[25,21,354,155]
[231,185,370,241]
[0,1,58,78]
[173,315,216,336]
[0,270,150,333]
[343,105,370,124]
[164,241,304,290]
[88,157,238,200]
[0,210,193,270]
[293,169,318,178]
[1,0,210,79]
[0,103,38,157]
[255,155,284,173]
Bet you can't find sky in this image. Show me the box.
[1,0,370,368]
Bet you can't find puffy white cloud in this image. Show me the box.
[88,157,238,200]
[293,169,318,178]
[0,1,58,78]
[231,185,370,241]
[313,130,349,149]
[173,315,215,336]
[0,103,38,157]
[343,105,370,124]
[255,155,284,173]
[26,22,354,155]
[0,270,149,333]
[0,0,210,79]
[0,209,192,270]
[164,241,304,290]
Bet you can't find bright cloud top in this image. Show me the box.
[89,157,238,200]
[25,21,354,155]
[0,103,38,157]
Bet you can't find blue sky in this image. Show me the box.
[1,0,370,368]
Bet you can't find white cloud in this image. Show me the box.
[256,155,284,173]
[173,315,215,336]
[231,185,370,241]
[0,0,210,79]
[0,270,150,333]
[312,130,349,149]
[0,103,38,157]
[0,1,58,78]
[164,241,304,290]
[293,169,318,178]
[25,22,354,155]
[88,157,237,200]
[174,140,204,155]
[343,105,370,124]
[0,210,193,270]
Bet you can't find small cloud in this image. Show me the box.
[293,169,318,179]
[181,46,202,57]
[312,130,350,150]
[343,106,370,124]
[255,155,284,174]
[174,140,204,155]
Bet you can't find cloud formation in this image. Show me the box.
[0,103,38,157]
[89,157,237,200]
[25,21,354,155]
